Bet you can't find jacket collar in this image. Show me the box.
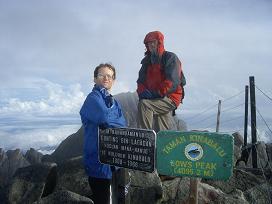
[93,84,111,97]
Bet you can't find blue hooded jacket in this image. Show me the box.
[80,85,126,179]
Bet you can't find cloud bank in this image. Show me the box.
[0,79,85,117]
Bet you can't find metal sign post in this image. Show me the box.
[99,127,156,204]
[188,178,199,204]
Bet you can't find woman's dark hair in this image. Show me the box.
[94,63,116,80]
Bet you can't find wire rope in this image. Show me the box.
[256,108,272,137]
[256,86,272,103]
[185,90,244,122]
[221,103,245,113]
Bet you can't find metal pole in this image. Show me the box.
[249,76,257,168]
[216,100,222,133]
[188,178,198,204]
[239,85,251,165]
[244,85,249,146]
[112,168,130,204]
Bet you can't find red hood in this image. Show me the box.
[144,31,165,56]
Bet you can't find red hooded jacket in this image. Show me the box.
[137,31,183,107]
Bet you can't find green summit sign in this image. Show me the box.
[156,131,234,180]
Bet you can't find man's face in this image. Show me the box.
[94,66,115,90]
[146,40,158,54]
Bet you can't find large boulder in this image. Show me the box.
[33,190,93,204]
[203,169,266,194]
[8,162,57,204]
[246,141,270,168]
[25,148,43,165]
[266,143,272,172]
[54,156,91,198]
[0,148,8,187]
[161,177,184,203]
[114,92,139,128]
[42,127,84,164]
[160,177,248,204]
[197,181,248,204]
[173,115,187,131]
[266,143,272,162]
[244,183,272,204]
[232,132,244,148]
[129,170,162,204]
[232,132,243,165]
[0,149,30,188]
[0,148,7,166]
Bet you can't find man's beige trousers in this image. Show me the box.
[137,97,176,132]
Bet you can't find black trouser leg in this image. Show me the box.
[88,176,111,204]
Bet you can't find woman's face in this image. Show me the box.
[94,66,115,90]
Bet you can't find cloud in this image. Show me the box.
[0,124,80,151]
[1,0,271,92]
[0,78,84,151]
[0,79,85,117]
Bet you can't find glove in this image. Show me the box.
[99,123,108,130]
[150,91,162,98]
[138,90,153,99]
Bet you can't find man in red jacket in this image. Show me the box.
[137,31,184,132]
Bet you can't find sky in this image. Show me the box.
[0,0,272,151]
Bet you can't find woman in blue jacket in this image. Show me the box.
[80,63,126,204]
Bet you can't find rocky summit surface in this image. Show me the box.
[0,92,272,204]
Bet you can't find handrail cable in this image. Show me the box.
[256,108,272,137]
[256,86,272,103]
[220,115,244,125]
[185,103,218,121]
[185,90,244,121]
[221,90,245,103]
[202,115,243,130]
[221,103,245,113]
[264,131,272,139]
[188,112,217,126]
